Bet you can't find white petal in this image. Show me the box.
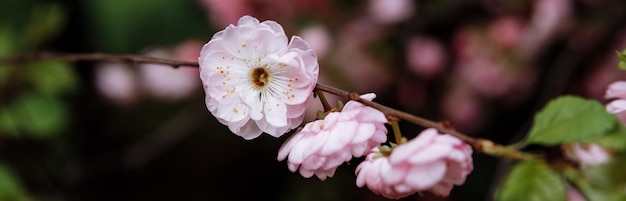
[233,119,263,140]
[263,95,288,127]
[237,15,260,27]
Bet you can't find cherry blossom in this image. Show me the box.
[356,128,473,199]
[367,0,415,24]
[606,80,626,113]
[199,15,319,139]
[139,49,200,102]
[563,143,612,167]
[94,62,139,106]
[277,93,387,180]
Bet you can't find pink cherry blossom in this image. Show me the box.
[139,49,200,102]
[299,25,331,58]
[356,128,473,199]
[605,81,626,100]
[277,93,387,180]
[563,143,611,167]
[199,15,319,139]
[605,81,626,124]
[367,0,415,24]
[405,36,446,80]
[94,62,139,106]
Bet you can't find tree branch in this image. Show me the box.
[0,52,199,68]
[0,52,539,161]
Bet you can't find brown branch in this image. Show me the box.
[0,52,539,161]
[0,52,199,68]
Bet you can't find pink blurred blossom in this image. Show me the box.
[452,26,537,103]
[94,62,139,106]
[200,0,251,27]
[563,143,612,167]
[488,16,525,50]
[367,0,415,24]
[334,17,392,92]
[356,128,473,199]
[139,49,200,102]
[278,93,387,180]
[406,36,446,80]
[605,81,626,124]
[453,27,487,62]
[300,25,332,58]
[519,0,573,59]
[200,0,331,27]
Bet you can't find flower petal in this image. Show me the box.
[404,161,447,189]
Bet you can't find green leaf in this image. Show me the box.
[11,93,68,138]
[0,109,20,137]
[496,161,566,201]
[525,96,615,146]
[497,161,566,201]
[19,4,65,50]
[590,124,626,151]
[26,60,76,95]
[617,50,626,70]
[0,162,31,201]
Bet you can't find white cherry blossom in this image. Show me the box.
[199,15,319,139]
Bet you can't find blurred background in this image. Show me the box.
[1,0,626,200]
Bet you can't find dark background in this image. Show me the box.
[1,0,626,200]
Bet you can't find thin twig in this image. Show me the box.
[0,52,538,161]
[0,52,199,68]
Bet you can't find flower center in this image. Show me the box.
[251,67,270,88]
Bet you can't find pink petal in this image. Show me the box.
[277,129,306,161]
[443,161,468,185]
[321,121,358,155]
[380,159,405,185]
[357,107,387,123]
[299,168,315,178]
[352,123,376,143]
[405,161,447,189]
[605,81,626,99]
[606,100,626,114]
[390,129,438,164]
[428,182,454,197]
[407,143,452,164]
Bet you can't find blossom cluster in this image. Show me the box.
[198,15,474,199]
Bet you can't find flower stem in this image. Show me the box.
[315,90,332,112]
[390,120,403,144]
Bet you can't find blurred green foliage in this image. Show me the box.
[0,163,32,201]
[85,0,209,53]
[0,1,72,139]
[497,161,566,201]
